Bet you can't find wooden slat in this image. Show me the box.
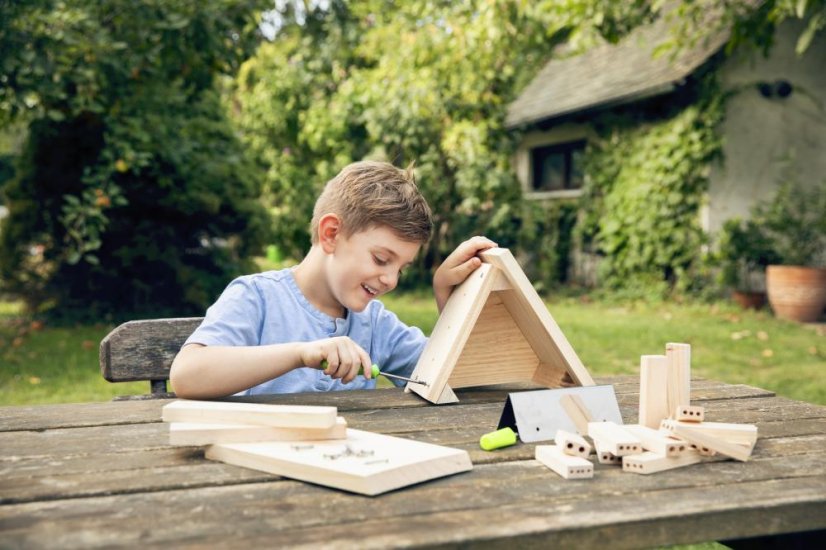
[99,317,202,383]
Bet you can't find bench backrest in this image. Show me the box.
[99,317,203,397]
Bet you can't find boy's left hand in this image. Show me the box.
[433,236,498,313]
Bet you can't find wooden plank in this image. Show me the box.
[661,421,754,462]
[660,419,758,446]
[559,394,593,435]
[99,317,203,382]
[665,343,691,418]
[205,429,473,496]
[1,463,823,548]
[639,354,669,429]
[168,417,348,446]
[161,400,337,429]
[408,263,501,403]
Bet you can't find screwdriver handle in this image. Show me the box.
[319,360,380,378]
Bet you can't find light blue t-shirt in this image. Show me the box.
[184,268,427,395]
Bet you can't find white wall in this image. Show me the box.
[706,20,826,234]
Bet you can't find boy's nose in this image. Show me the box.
[379,270,398,290]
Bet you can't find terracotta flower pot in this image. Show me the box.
[766,265,826,322]
[731,290,766,310]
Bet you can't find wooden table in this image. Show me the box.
[2,376,825,548]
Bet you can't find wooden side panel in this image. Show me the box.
[100,317,203,382]
[447,294,539,388]
[479,249,594,386]
[409,264,500,402]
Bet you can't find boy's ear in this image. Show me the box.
[318,214,342,253]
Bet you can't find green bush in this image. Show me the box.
[0,0,271,321]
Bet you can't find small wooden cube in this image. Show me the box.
[535,445,594,479]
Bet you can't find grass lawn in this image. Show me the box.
[1,293,823,406]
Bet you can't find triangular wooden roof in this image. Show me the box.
[407,248,595,404]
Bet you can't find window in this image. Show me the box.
[530,140,586,193]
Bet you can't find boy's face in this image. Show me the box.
[326,225,421,314]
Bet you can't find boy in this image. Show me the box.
[170,160,496,399]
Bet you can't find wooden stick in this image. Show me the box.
[674,405,705,422]
[660,419,758,446]
[660,421,753,462]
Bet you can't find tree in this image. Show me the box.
[0,0,272,320]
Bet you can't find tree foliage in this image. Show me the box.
[0,0,272,320]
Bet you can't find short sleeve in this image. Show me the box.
[184,277,265,347]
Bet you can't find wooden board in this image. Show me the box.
[205,429,473,496]
[408,248,594,404]
[162,400,337,429]
[666,343,692,418]
[100,317,203,382]
[168,417,348,446]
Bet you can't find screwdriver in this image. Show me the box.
[318,359,427,386]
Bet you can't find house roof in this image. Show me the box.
[505,18,729,128]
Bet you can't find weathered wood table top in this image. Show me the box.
[2,375,825,548]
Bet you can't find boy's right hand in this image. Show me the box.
[299,337,373,384]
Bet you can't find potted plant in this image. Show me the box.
[716,218,779,309]
[754,179,826,322]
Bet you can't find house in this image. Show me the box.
[506,15,826,284]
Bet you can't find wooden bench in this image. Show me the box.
[99,317,203,399]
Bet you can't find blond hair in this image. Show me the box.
[310,161,433,244]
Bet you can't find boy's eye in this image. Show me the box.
[373,255,387,266]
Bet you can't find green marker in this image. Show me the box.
[479,427,518,451]
[318,359,426,386]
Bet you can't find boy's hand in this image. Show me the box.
[433,236,498,313]
[300,337,373,384]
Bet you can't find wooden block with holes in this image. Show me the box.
[587,421,642,457]
[639,355,669,429]
[665,343,691,419]
[594,439,622,465]
[407,248,595,404]
[162,400,337,429]
[675,405,705,422]
[660,420,753,462]
[535,445,593,479]
[623,424,689,457]
[622,449,704,475]
[169,417,348,446]
[555,429,592,458]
